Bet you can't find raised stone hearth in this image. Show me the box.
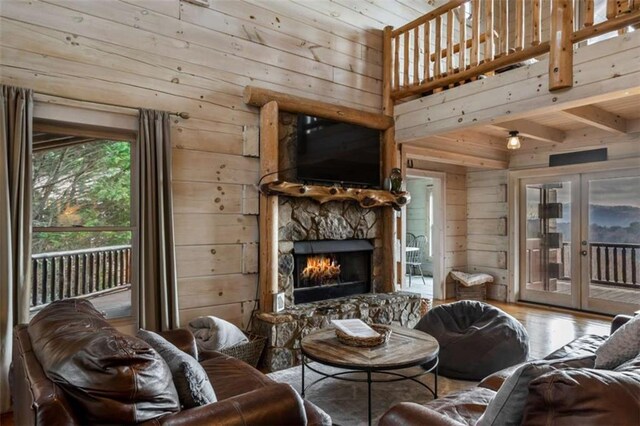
[252,292,428,372]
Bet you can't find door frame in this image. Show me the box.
[508,157,640,307]
[404,168,446,300]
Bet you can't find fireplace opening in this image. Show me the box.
[293,240,373,304]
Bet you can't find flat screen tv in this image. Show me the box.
[296,114,381,188]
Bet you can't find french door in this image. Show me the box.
[520,169,640,315]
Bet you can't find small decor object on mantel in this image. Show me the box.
[333,319,392,347]
[389,168,403,194]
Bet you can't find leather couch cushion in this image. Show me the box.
[425,386,495,425]
[523,368,640,426]
[138,329,216,408]
[544,334,606,360]
[200,352,274,400]
[28,299,180,424]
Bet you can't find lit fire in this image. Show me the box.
[301,255,341,285]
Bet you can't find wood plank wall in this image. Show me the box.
[0,0,431,328]
[466,169,509,301]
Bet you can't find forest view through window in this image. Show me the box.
[31,132,134,319]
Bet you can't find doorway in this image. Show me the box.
[519,168,640,315]
[404,173,445,299]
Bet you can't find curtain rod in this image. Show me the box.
[33,92,190,119]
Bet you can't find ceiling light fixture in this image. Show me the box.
[506,130,522,150]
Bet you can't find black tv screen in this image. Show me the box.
[296,114,381,188]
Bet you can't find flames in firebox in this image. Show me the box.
[301,255,341,285]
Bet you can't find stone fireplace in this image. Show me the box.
[277,197,383,308]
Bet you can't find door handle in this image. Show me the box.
[580,250,588,256]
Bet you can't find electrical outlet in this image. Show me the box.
[273,292,285,313]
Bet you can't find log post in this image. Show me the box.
[259,101,279,312]
[383,26,400,291]
[549,0,574,91]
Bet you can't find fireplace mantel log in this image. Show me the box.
[260,180,410,210]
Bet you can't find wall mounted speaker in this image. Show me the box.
[549,148,607,167]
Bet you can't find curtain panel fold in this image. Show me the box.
[137,109,179,332]
[0,85,33,413]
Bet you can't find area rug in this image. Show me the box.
[268,363,476,426]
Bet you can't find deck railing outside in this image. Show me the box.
[31,245,131,308]
[559,241,640,288]
[386,0,640,100]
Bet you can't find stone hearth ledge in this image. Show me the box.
[252,292,430,372]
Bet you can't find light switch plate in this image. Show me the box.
[274,292,285,313]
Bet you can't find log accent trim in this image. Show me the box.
[243,86,394,130]
[259,181,410,210]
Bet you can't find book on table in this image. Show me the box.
[331,319,380,338]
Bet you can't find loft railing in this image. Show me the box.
[559,241,639,288]
[385,0,640,100]
[31,245,131,308]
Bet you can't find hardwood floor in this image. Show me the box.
[1,301,612,424]
[434,300,612,359]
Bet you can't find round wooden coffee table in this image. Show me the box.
[300,325,439,426]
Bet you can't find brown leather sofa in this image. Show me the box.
[11,299,331,425]
[380,315,640,426]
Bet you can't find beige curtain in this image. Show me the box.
[0,86,32,412]
[137,109,179,331]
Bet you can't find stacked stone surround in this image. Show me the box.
[252,292,428,372]
[277,197,383,308]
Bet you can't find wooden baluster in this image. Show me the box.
[613,246,619,283]
[583,0,595,27]
[32,259,38,307]
[424,21,431,81]
[110,251,115,288]
[484,0,494,62]
[65,256,72,298]
[606,0,618,19]
[89,253,95,293]
[605,247,610,282]
[622,247,627,283]
[42,259,48,304]
[499,0,508,56]
[394,35,400,90]
[459,7,466,71]
[471,0,480,66]
[596,246,602,281]
[549,0,574,91]
[447,10,454,74]
[435,15,442,78]
[74,254,80,296]
[403,31,410,87]
[515,0,524,50]
[532,0,541,46]
[51,257,58,302]
[413,27,419,85]
[632,247,637,285]
[101,252,107,290]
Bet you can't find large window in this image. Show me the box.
[31,130,135,319]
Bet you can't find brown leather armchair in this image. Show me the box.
[11,301,330,426]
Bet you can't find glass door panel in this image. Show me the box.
[581,171,640,315]
[520,176,579,309]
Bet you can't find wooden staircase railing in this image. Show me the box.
[386,0,640,101]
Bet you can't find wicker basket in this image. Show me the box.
[216,333,266,367]
[455,282,487,301]
[335,324,392,347]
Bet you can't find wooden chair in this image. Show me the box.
[406,235,427,287]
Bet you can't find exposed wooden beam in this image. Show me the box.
[562,105,628,133]
[491,119,566,143]
[243,86,393,131]
[404,146,508,170]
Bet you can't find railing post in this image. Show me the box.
[549,0,574,91]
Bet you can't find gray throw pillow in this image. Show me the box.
[138,329,216,408]
[188,316,249,351]
[595,314,640,369]
[477,358,573,426]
